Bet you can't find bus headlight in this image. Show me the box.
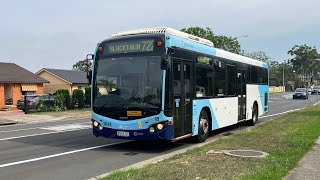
[149,127,155,133]
[157,123,164,130]
[93,121,99,127]
[98,125,103,130]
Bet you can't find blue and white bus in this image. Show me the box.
[89,27,269,142]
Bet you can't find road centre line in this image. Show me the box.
[0,122,91,134]
[0,141,130,168]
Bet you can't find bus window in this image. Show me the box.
[214,59,226,97]
[227,64,236,96]
[196,66,213,97]
[263,68,268,85]
[257,68,263,84]
[251,66,258,84]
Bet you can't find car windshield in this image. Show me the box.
[295,88,306,92]
[92,56,162,119]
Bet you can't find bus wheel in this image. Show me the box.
[196,110,209,143]
[248,104,258,126]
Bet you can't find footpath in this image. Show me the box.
[285,137,320,180]
[0,109,91,125]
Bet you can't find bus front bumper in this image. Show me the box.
[93,125,174,141]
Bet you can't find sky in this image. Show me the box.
[1,0,319,72]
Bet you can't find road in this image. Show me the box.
[0,93,319,180]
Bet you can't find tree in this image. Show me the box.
[243,51,274,65]
[288,44,320,79]
[181,27,241,54]
[72,59,92,72]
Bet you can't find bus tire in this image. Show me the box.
[196,110,209,143]
[248,103,258,126]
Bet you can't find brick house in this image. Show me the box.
[0,62,48,110]
[35,68,89,94]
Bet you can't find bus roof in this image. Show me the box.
[111,27,214,47]
[216,49,268,68]
[110,27,268,69]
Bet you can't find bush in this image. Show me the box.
[72,89,85,109]
[36,96,55,112]
[85,86,91,106]
[56,89,71,110]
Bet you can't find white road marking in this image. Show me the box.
[260,108,302,119]
[39,124,91,131]
[0,127,91,141]
[282,94,292,100]
[0,141,130,168]
[0,117,90,128]
[0,122,91,134]
[270,97,281,100]
[313,101,320,106]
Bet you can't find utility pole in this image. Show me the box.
[283,61,285,92]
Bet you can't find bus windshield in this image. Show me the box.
[93,56,162,120]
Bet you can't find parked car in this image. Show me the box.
[307,88,313,95]
[17,94,55,112]
[312,87,320,94]
[293,88,308,99]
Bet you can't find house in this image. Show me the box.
[0,62,48,110]
[36,68,89,94]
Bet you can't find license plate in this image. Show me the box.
[117,131,129,137]
[127,111,142,116]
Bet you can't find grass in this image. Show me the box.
[102,106,320,180]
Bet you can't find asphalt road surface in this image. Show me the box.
[0,93,319,180]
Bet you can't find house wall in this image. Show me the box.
[36,84,44,94]
[12,83,22,106]
[38,71,71,94]
[0,84,4,108]
[71,84,88,93]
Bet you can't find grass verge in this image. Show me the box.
[30,108,90,118]
[102,106,320,180]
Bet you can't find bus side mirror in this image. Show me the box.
[87,70,92,84]
[86,54,94,60]
[161,58,169,70]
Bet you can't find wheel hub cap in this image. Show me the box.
[200,117,209,134]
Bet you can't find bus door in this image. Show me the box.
[172,59,193,137]
[237,69,246,120]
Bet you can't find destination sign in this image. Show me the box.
[105,39,154,54]
[197,56,212,65]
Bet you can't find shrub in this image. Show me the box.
[56,89,71,110]
[72,89,85,109]
[85,86,91,106]
[36,96,55,112]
